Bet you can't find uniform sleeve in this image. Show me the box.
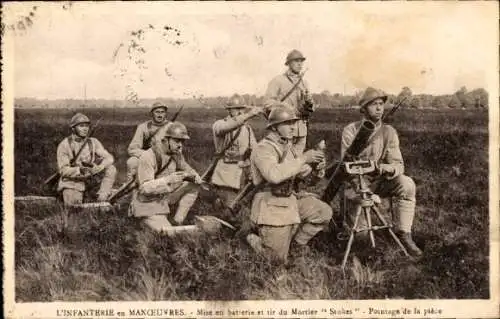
[341,124,357,159]
[249,127,257,148]
[212,116,247,136]
[263,76,283,108]
[128,124,146,158]
[252,143,305,184]
[381,127,405,179]
[176,154,198,176]
[92,138,114,167]
[57,140,81,178]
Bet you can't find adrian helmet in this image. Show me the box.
[70,113,90,128]
[266,106,299,129]
[285,49,306,65]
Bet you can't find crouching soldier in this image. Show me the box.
[126,102,169,181]
[56,113,116,205]
[247,107,332,263]
[129,122,202,233]
[341,87,422,257]
[210,94,262,208]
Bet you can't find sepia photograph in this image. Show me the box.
[2,1,499,318]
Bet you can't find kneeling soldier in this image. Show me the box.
[211,94,261,207]
[57,113,117,205]
[248,107,333,263]
[126,102,169,181]
[129,122,202,233]
[341,87,422,257]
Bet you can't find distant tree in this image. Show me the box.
[410,95,422,109]
[396,86,412,108]
[469,88,488,108]
[448,94,461,108]
[432,95,448,109]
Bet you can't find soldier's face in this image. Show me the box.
[288,60,303,74]
[365,98,385,122]
[164,137,184,154]
[275,120,297,139]
[152,108,167,123]
[74,123,90,137]
[229,108,245,117]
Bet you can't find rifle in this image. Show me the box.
[43,118,103,190]
[320,96,408,203]
[108,106,184,204]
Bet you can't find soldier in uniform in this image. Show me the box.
[210,94,262,208]
[341,87,423,257]
[126,102,169,181]
[129,122,202,233]
[264,49,316,154]
[56,113,117,205]
[246,107,333,263]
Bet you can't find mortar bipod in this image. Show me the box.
[341,160,410,272]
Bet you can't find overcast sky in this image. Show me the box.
[4,1,498,100]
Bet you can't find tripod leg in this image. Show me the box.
[365,206,376,248]
[372,205,410,257]
[341,205,362,272]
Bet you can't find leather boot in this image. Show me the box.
[397,231,423,257]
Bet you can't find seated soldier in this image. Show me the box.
[341,87,423,257]
[56,113,116,205]
[126,102,169,181]
[129,122,202,233]
[247,107,333,263]
[210,94,262,209]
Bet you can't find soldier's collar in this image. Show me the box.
[266,131,291,145]
[71,134,86,143]
[285,69,301,78]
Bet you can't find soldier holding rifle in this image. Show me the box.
[341,87,422,257]
[210,94,262,208]
[56,113,116,205]
[126,102,170,181]
[264,49,316,154]
[246,107,332,263]
[129,122,202,233]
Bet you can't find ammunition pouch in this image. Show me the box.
[270,179,295,197]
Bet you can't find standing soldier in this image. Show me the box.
[264,49,316,154]
[129,122,202,233]
[246,107,332,263]
[210,94,262,208]
[126,102,169,181]
[56,113,117,205]
[341,87,423,257]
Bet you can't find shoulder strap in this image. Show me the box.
[67,136,93,163]
[262,138,291,163]
[218,126,243,156]
[380,125,391,157]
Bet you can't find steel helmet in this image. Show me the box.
[70,113,90,128]
[359,87,388,108]
[285,49,306,65]
[266,106,299,129]
[163,121,190,140]
[225,94,249,109]
[150,101,168,113]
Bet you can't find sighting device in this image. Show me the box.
[340,160,410,272]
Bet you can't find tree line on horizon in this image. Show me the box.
[14,86,488,110]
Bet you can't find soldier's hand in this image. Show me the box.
[316,159,326,171]
[79,166,92,177]
[303,149,324,164]
[298,164,313,178]
[377,163,395,176]
[168,171,187,184]
[90,164,104,176]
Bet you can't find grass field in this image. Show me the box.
[14,107,489,301]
